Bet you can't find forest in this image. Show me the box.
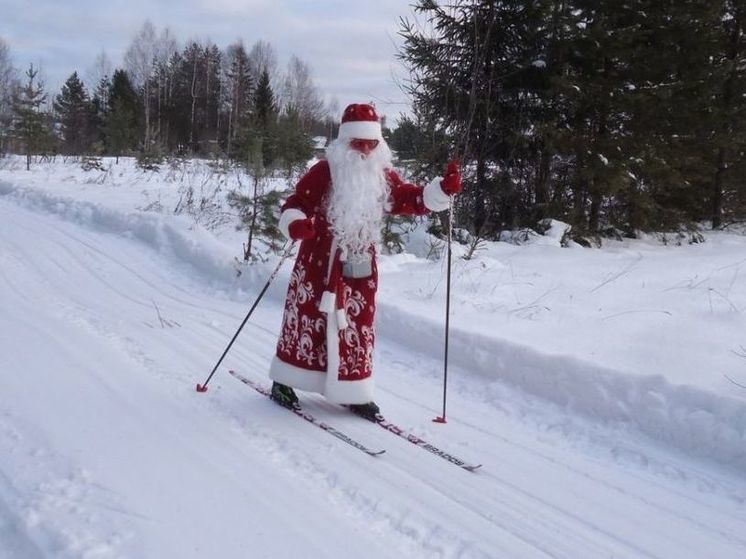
[2,1,746,244]
[392,0,746,241]
[0,21,330,177]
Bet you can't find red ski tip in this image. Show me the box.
[196,384,208,393]
[432,416,447,424]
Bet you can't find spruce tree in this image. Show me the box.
[387,115,423,161]
[610,0,740,232]
[399,0,746,237]
[254,69,276,130]
[400,0,554,235]
[252,69,278,166]
[54,71,94,155]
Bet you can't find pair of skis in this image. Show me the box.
[228,370,481,473]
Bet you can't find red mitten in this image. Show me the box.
[441,159,462,195]
[288,218,315,240]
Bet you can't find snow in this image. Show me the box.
[1,156,745,558]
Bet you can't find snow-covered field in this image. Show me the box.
[0,156,744,558]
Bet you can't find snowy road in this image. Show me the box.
[1,197,745,558]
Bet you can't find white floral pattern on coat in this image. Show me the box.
[277,262,327,368]
[338,285,375,378]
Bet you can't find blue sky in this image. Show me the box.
[0,0,416,122]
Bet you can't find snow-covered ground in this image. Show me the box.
[0,156,744,558]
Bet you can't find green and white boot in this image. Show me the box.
[270,382,299,409]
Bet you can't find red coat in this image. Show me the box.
[269,160,449,404]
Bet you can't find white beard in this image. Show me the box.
[325,138,393,256]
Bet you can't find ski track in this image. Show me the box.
[378,369,746,522]
[1,198,746,558]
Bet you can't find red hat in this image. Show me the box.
[338,103,382,141]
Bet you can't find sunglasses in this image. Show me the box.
[349,139,380,153]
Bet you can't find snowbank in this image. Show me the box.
[2,160,745,471]
[377,303,746,469]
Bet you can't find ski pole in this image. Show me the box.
[433,195,454,424]
[196,244,295,392]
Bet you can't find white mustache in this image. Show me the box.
[325,138,393,255]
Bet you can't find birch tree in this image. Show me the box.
[280,55,324,130]
[124,21,158,150]
[0,38,18,154]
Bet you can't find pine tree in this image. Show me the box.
[175,41,216,154]
[12,63,48,170]
[106,69,140,161]
[90,74,112,152]
[275,106,314,176]
[54,71,94,155]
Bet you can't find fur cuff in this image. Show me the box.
[423,177,450,212]
[278,208,307,239]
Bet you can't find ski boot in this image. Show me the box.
[349,401,382,422]
[270,382,299,409]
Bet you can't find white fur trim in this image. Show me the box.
[336,308,348,330]
[320,291,347,332]
[338,120,382,141]
[324,374,374,405]
[278,208,307,240]
[325,238,338,284]
[269,356,326,393]
[270,294,375,404]
[319,291,335,313]
[323,306,375,404]
[423,177,450,212]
